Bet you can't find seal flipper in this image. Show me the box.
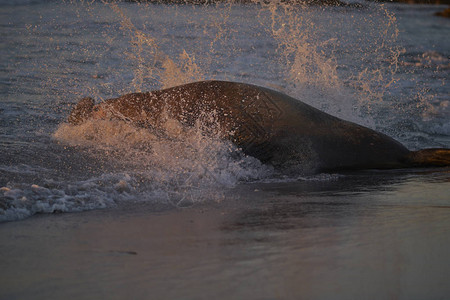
[68,97,94,125]
[405,148,450,168]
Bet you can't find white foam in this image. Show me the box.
[0,172,144,222]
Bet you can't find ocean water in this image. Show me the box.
[0,1,449,298]
[1,0,449,221]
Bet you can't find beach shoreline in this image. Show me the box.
[1,172,449,300]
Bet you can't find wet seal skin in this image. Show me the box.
[68,80,450,173]
[232,89,283,162]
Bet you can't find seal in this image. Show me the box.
[68,80,450,173]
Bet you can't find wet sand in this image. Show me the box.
[1,171,449,300]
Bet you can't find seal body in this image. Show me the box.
[69,80,448,173]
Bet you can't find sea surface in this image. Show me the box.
[0,0,449,299]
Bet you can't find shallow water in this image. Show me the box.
[0,0,449,298]
[1,170,449,300]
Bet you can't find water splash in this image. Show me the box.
[48,0,442,192]
[36,0,425,126]
[19,0,443,127]
[4,0,447,222]
[52,111,272,205]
